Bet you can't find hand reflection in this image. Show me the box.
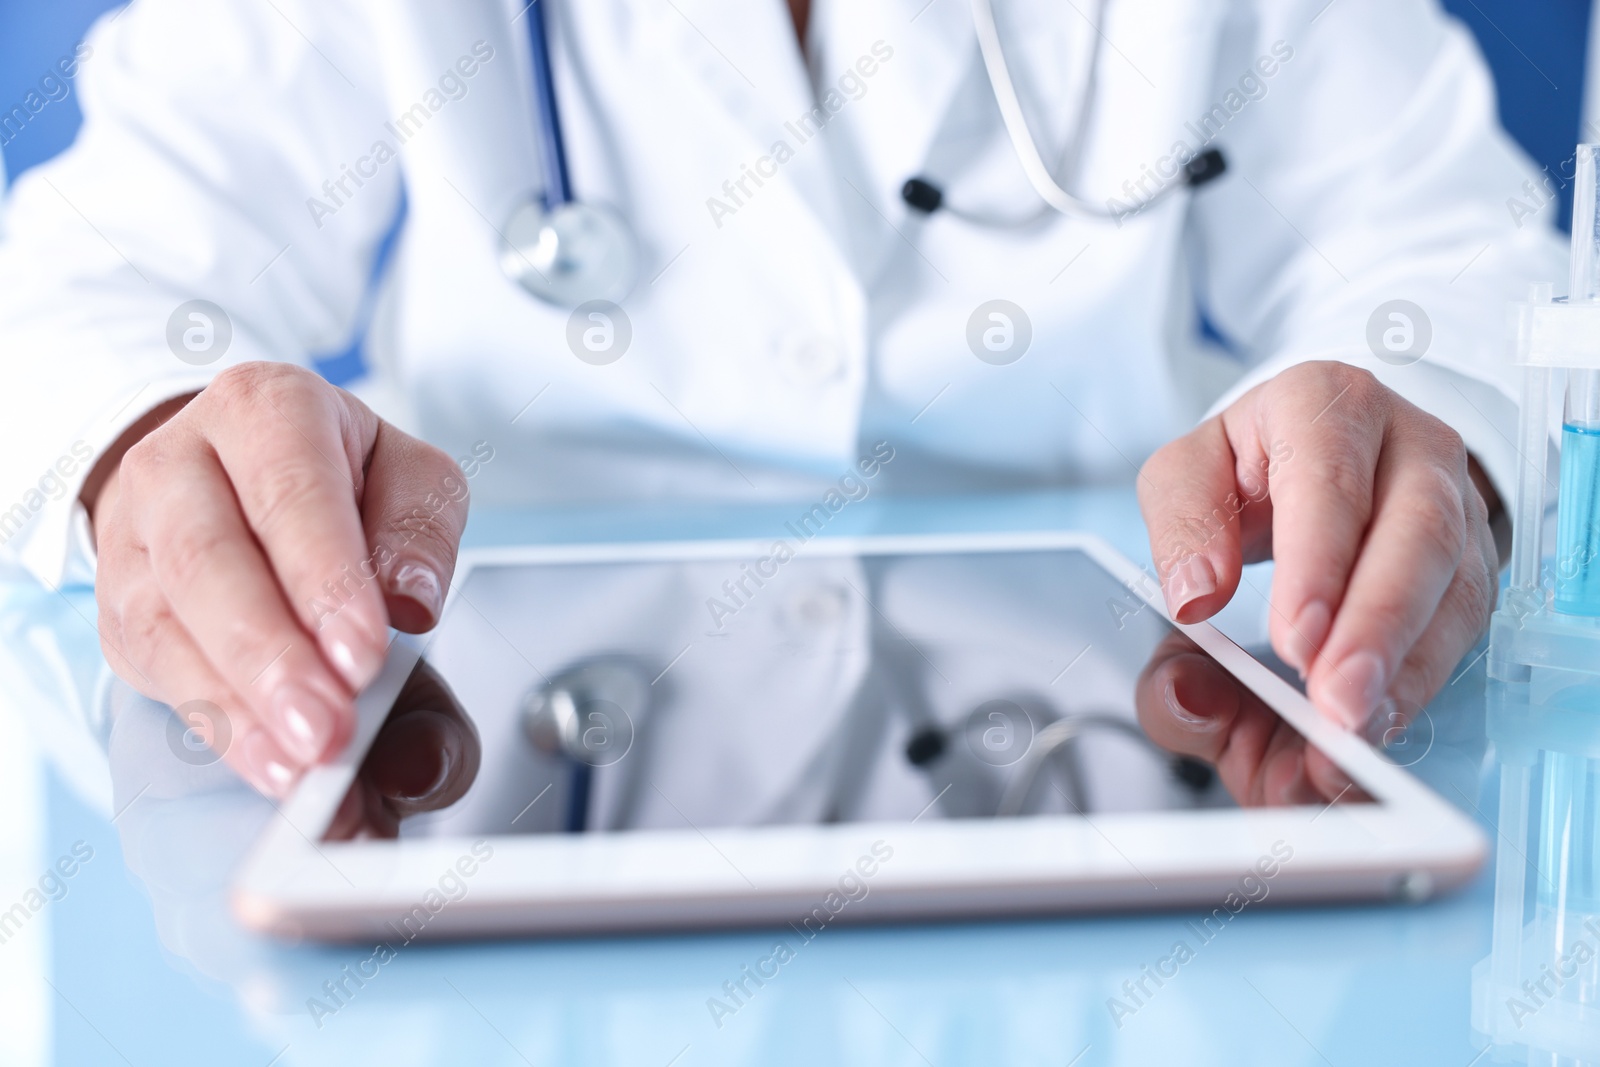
[325,659,481,840]
[1134,631,1371,808]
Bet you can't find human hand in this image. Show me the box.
[88,362,470,797]
[1134,630,1371,807]
[1138,361,1500,735]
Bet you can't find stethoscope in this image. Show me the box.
[520,656,651,833]
[520,655,1214,831]
[498,0,1228,309]
[498,0,638,306]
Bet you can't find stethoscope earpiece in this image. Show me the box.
[899,146,1228,224]
[900,178,945,216]
[903,725,947,766]
[1183,148,1228,188]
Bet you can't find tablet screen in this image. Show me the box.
[323,547,1371,841]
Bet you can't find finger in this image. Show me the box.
[1303,747,1373,806]
[1138,416,1246,624]
[127,441,355,764]
[362,779,401,838]
[365,661,480,814]
[1158,655,1295,806]
[326,778,397,840]
[1135,648,1243,764]
[1254,738,1325,807]
[1306,428,1471,729]
[1133,634,1358,806]
[359,424,471,633]
[332,663,477,838]
[1133,639,1287,806]
[365,709,476,813]
[1369,508,1497,727]
[202,365,389,691]
[104,579,303,797]
[325,780,368,841]
[1250,364,1384,676]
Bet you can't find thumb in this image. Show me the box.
[360,423,471,633]
[1137,416,1246,624]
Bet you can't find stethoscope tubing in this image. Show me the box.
[509,0,1220,308]
[526,0,573,208]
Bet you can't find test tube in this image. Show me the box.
[1555,145,1600,615]
[1545,156,1600,1034]
[1530,694,1600,1052]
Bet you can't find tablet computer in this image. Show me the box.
[231,531,1486,941]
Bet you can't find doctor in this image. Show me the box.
[0,0,1558,797]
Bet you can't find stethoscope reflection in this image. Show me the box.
[521,655,650,833]
[516,652,1220,831]
[895,698,1217,817]
[996,714,1214,817]
[342,627,1373,840]
[326,660,483,841]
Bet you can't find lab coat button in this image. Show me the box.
[775,333,846,386]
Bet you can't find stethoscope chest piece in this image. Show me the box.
[501,198,638,308]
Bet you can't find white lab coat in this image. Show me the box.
[0,0,1565,594]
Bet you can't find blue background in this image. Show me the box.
[5,1,1592,194]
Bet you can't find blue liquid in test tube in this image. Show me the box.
[1556,420,1600,614]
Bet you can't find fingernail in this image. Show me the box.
[320,611,385,691]
[1322,651,1387,730]
[1163,554,1216,620]
[392,562,444,619]
[270,683,337,762]
[1285,600,1331,675]
[1164,678,1219,729]
[241,731,298,798]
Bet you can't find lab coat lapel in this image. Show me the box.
[814,0,1089,193]
[628,0,851,229]
[809,0,1087,281]
[636,0,815,140]
[811,0,978,199]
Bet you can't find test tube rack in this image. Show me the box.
[1475,144,1600,1061]
[1473,673,1600,1061]
[1489,281,1600,680]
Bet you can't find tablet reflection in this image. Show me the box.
[1135,629,1372,808]
[324,660,482,840]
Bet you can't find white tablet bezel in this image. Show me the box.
[232,531,1487,941]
